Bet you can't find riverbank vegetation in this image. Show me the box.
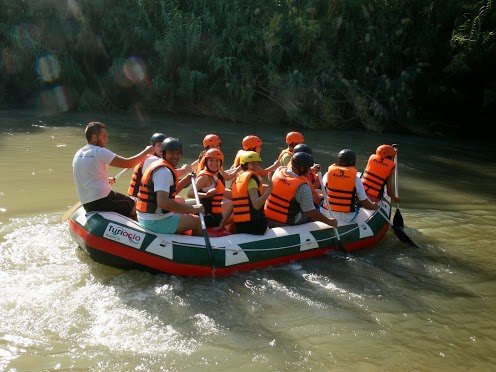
[1,0,494,136]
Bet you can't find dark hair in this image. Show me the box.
[85,122,106,142]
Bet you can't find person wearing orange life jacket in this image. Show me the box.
[292,143,324,207]
[231,135,280,178]
[136,137,204,235]
[128,132,193,199]
[265,152,337,228]
[321,149,378,222]
[195,134,240,192]
[278,131,305,166]
[362,144,400,203]
[230,151,273,235]
[187,148,235,230]
[128,132,167,197]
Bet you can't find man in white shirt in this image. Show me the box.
[72,121,154,217]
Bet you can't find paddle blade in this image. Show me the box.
[392,226,418,247]
[61,202,81,222]
[393,208,404,229]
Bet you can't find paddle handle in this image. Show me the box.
[190,173,215,272]
[392,144,399,200]
[113,167,130,180]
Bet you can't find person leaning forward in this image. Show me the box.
[72,121,155,218]
[136,137,205,236]
[265,152,337,228]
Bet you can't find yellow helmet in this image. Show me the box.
[239,151,262,165]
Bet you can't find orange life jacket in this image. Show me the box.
[231,170,264,223]
[264,168,307,224]
[362,154,395,199]
[136,159,178,214]
[198,169,225,215]
[325,164,357,212]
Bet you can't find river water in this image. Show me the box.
[1,110,495,370]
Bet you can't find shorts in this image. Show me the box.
[138,214,181,234]
[235,217,268,235]
[83,191,135,217]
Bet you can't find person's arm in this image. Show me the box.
[157,190,204,214]
[176,174,192,192]
[109,145,154,168]
[305,209,337,227]
[386,173,400,203]
[356,176,379,210]
[176,163,193,177]
[187,174,216,199]
[220,166,241,180]
[248,176,273,210]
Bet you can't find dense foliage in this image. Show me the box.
[1,0,495,136]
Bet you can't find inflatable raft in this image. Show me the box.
[68,197,392,277]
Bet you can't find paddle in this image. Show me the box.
[392,144,404,229]
[61,167,130,222]
[375,207,418,247]
[190,173,216,273]
[317,172,347,253]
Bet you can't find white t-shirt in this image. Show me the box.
[72,144,116,204]
[137,166,175,221]
[142,155,161,173]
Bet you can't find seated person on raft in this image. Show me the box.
[362,144,400,203]
[321,149,379,223]
[265,152,337,228]
[188,148,235,230]
[136,137,204,236]
[230,151,272,235]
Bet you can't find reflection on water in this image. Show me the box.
[0,110,495,370]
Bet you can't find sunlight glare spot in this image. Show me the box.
[36,54,60,83]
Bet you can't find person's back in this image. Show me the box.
[266,152,336,228]
[265,167,308,225]
[362,144,399,203]
[72,121,154,217]
[277,131,304,167]
[321,149,378,223]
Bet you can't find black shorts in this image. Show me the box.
[204,214,223,227]
[83,190,135,217]
[235,217,268,235]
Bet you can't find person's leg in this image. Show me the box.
[176,214,202,236]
